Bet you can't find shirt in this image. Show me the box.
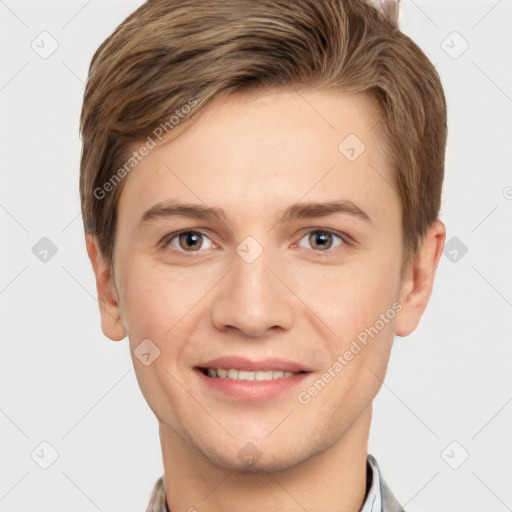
[362,453,382,512]
[146,453,405,512]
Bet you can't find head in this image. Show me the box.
[81,0,446,472]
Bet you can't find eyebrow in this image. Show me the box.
[139,199,374,227]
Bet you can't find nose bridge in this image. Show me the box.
[210,241,295,337]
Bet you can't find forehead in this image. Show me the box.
[116,87,397,229]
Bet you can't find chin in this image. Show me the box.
[195,439,317,475]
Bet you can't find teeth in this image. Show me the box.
[238,370,255,381]
[204,368,299,380]
[255,370,273,381]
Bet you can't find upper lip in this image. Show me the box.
[197,356,311,373]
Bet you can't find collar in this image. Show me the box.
[360,453,382,512]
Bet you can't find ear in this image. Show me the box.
[85,233,127,341]
[395,220,446,337]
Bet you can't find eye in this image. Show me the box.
[297,229,346,252]
[165,230,215,252]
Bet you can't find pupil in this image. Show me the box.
[311,231,331,250]
[180,232,201,250]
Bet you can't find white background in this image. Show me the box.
[0,0,511,510]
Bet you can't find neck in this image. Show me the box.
[159,404,372,512]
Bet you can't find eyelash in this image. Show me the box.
[160,228,352,255]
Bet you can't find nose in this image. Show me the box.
[210,247,296,338]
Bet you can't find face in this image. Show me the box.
[88,87,439,473]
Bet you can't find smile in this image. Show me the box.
[199,367,305,380]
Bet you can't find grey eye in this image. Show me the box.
[298,230,343,251]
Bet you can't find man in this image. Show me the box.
[80,1,447,511]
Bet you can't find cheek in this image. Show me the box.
[117,255,223,361]
[294,256,400,421]
[115,256,180,352]
[118,260,197,420]
[291,251,401,345]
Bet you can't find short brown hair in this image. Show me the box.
[79,0,447,272]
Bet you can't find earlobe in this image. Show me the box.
[395,220,446,337]
[85,233,128,342]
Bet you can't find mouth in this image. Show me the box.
[197,367,308,381]
[194,358,312,401]
[194,357,313,400]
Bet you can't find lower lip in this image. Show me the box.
[194,368,312,401]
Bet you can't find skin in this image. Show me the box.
[86,87,445,512]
